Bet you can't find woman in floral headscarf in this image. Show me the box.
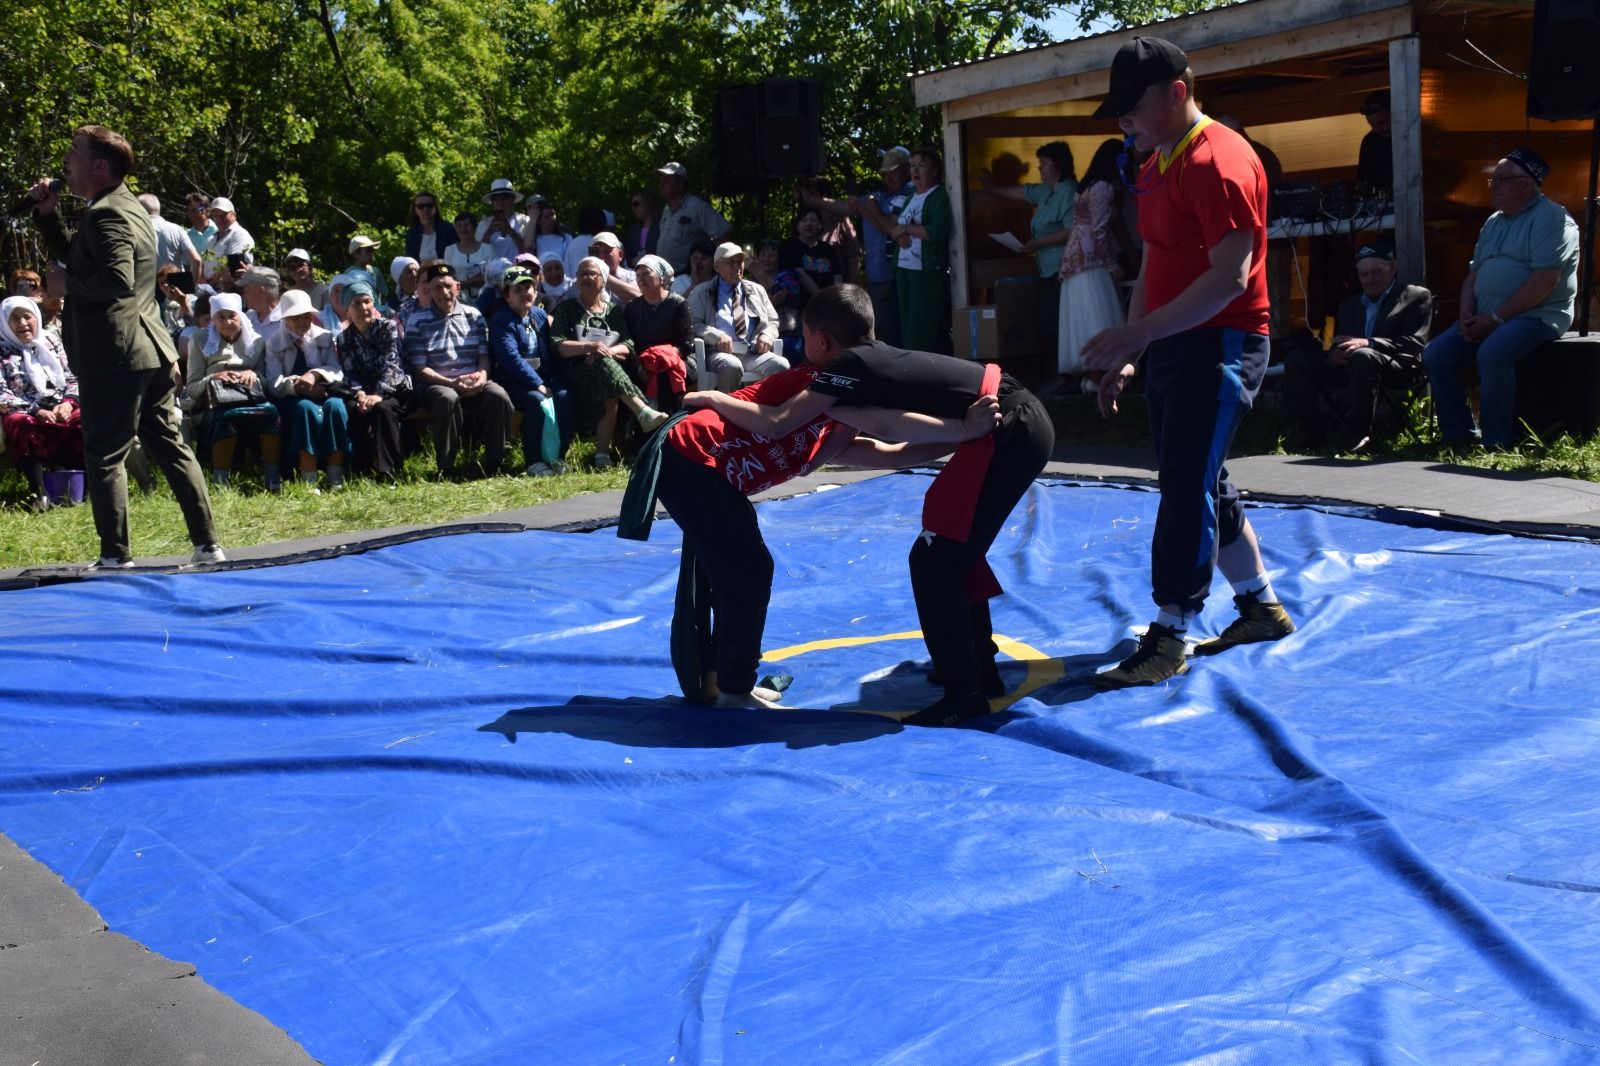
[0,295,81,510]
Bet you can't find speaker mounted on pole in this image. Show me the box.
[757,77,825,179]
[1528,0,1600,119]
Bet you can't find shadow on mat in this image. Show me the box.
[479,697,903,751]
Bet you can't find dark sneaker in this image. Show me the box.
[1193,594,1295,657]
[927,660,1007,698]
[1092,623,1189,688]
[902,692,991,728]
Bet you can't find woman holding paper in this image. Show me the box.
[984,141,1077,353]
[551,257,667,468]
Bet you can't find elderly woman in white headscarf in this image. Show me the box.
[186,291,284,490]
[549,256,666,468]
[387,256,420,316]
[0,295,81,510]
[265,288,350,491]
[625,254,694,413]
[537,252,572,311]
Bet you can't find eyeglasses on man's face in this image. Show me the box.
[1487,175,1529,189]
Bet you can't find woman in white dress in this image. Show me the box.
[1058,139,1130,378]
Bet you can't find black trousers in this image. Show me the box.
[77,365,215,560]
[1284,345,1420,445]
[909,391,1054,698]
[419,381,513,473]
[655,447,774,695]
[1143,328,1268,613]
[349,392,412,477]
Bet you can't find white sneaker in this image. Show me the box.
[636,406,669,433]
[91,556,134,570]
[526,461,556,477]
[190,543,228,565]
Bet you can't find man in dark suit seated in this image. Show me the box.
[1284,240,1431,454]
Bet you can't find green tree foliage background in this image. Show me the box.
[0,0,1225,272]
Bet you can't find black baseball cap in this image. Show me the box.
[1094,36,1190,119]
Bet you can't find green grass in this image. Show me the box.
[0,441,628,569]
[1043,387,1600,481]
[5,387,1597,569]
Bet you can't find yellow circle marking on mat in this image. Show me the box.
[761,630,1063,719]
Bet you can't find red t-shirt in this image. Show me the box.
[1136,119,1270,334]
[667,367,839,496]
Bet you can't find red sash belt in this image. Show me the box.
[921,363,1003,602]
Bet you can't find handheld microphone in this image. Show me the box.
[8,179,63,217]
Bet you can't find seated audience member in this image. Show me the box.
[202,196,254,286]
[265,288,350,491]
[590,231,640,303]
[403,262,514,480]
[388,256,421,321]
[623,190,657,264]
[671,239,716,297]
[184,192,216,259]
[10,269,43,299]
[780,206,844,310]
[550,256,668,468]
[521,197,572,262]
[563,205,610,280]
[185,291,283,490]
[406,190,458,262]
[138,193,203,277]
[747,238,803,361]
[282,248,327,310]
[538,252,572,309]
[478,179,530,261]
[37,289,64,339]
[445,212,496,300]
[345,236,389,306]
[237,267,283,342]
[1423,149,1578,448]
[179,292,211,376]
[319,273,356,334]
[688,242,785,390]
[336,282,414,481]
[475,258,514,320]
[489,264,570,476]
[1284,241,1432,453]
[0,295,81,511]
[625,255,693,414]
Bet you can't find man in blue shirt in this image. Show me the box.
[404,262,514,479]
[803,147,915,346]
[1423,148,1578,448]
[1284,240,1432,453]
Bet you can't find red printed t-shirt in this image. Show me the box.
[1136,119,1270,334]
[667,367,839,496]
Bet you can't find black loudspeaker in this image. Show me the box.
[713,85,763,195]
[1527,0,1600,119]
[758,77,825,178]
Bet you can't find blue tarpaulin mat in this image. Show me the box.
[3,473,1599,1064]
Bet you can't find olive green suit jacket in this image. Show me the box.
[38,181,179,378]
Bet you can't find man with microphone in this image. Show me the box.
[27,124,224,568]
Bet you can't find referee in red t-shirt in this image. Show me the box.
[1081,37,1296,687]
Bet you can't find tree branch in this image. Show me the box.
[314,0,380,138]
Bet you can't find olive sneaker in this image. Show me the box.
[1193,594,1295,656]
[1092,623,1189,689]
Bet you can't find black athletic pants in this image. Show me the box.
[655,447,774,695]
[909,389,1054,699]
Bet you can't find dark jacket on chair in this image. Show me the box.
[1334,282,1433,366]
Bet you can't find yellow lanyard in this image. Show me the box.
[1158,115,1212,175]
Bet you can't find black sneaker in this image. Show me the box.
[1193,595,1295,656]
[1092,623,1189,688]
[902,692,990,728]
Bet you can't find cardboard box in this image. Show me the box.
[952,305,998,361]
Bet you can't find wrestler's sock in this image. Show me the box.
[1155,608,1193,633]
[1229,573,1279,604]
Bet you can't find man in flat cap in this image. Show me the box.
[1423,148,1578,449]
[1081,35,1295,688]
[1284,240,1432,453]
